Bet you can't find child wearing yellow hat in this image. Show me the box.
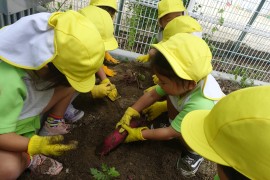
[137,0,201,63]
[90,0,120,77]
[0,10,104,177]
[78,5,119,101]
[63,5,120,123]
[116,33,225,177]
[181,85,270,179]
[137,0,203,131]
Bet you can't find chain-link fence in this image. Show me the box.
[1,0,269,85]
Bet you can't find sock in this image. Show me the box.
[26,152,33,168]
[46,114,64,127]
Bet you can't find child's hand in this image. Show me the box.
[100,78,120,101]
[152,75,159,84]
[136,54,149,63]
[105,51,120,64]
[121,124,148,143]
[28,135,77,156]
[91,82,116,99]
[116,107,140,133]
[102,65,117,77]
[143,101,167,121]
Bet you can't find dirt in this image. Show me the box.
[19,60,242,180]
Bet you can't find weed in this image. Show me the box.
[230,67,254,88]
[90,163,120,180]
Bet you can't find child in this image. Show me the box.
[79,5,119,101]
[142,15,204,121]
[137,0,188,63]
[0,10,104,177]
[137,0,203,124]
[181,86,270,180]
[63,4,120,123]
[90,0,120,77]
[116,33,225,177]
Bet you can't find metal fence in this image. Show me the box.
[2,0,270,84]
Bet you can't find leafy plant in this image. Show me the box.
[126,0,158,52]
[203,7,225,53]
[42,0,73,12]
[90,163,120,180]
[230,67,254,88]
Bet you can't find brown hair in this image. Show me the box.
[98,6,116,18]
[29,62,71,90]
[150,49,193,90]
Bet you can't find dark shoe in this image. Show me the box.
[177,151,204,178]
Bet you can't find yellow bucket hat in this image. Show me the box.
[158,0,186,20]
[162,16,202,42]
[181,86,270,180]
[49,11,105,93]
[152,33,212,82]
[78,5,118,51]
[90,0,118,11]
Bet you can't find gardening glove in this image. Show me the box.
[107,87,120,101]
[144,85,157,93]
[28,135,77,156]
[91,82,116,99]
[105,51,120,64]
[152,75,159,84]
[121,124,148,143]
[100,78,120,101]
[102,65,117,77]
[116,107,140,133]
[136,54,149,63]
[142,101,167,121]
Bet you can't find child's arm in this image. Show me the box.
[132,88,162,113]
[0,133,29,152]
[0,133,77,156]
[121,125,180,143]
[141,126,179,140]
[116,89,162,132]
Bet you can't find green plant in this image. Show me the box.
[43,0,73,12]
[126,1,158,51]
[126,0,139,51]
[90,163,120,180]
[203,7,225,53]
[230,67,254,88]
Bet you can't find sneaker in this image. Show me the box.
[177,151,204,178]
[29,154,63,175]
[64,104,84,123]
[39,120,71,136]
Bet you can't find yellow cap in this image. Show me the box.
[152,33,212,82]
[158,0,186,19]
[162,16,202,42]
[181,86,270,180]
[90,0,118,11]
[49,10,105,93]
[79,5,118,51]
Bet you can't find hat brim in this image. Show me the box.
[152,43,191,80]
[104,37,118,51]
[181,110,229,166]
[67,75,95,93]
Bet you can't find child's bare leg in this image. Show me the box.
[42,86,76,116]
[40,86,76,136]
[0,150,28,179]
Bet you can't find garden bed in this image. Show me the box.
[19,60,242,180]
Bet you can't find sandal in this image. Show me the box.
[29,154,63,175]
[39,120,71,136]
